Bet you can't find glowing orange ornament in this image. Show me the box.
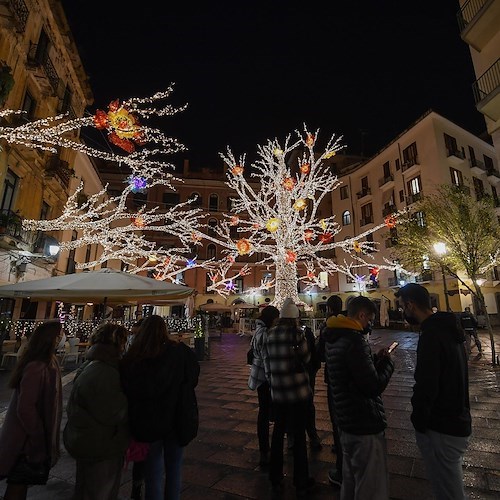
[283,177,296,191]
[266,218,281,232]
[384,215,397,228]
[236,238,252,255]
[191,232,202,242]
[285,250,297,263]
[306,133,315,146]
[304,229,315,242]
[319,232,333,244]
[300,162,310,174]
[229,215,239,226]
[231,165,244,175]
[293,198,307,211]
[132,216,145,228]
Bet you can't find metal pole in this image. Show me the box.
[441,264,451,311]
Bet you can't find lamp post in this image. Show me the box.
[433,242,450,311]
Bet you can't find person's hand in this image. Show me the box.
[376,347,392,360]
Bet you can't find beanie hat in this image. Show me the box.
[280,298,300,318]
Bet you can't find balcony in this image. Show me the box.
[356,187,371,200]
[360,216,374,226]
[415,270,435,283]
[452,184,471,196]
[0,210,38,251]
[406,192,422,205]
[387,276,399,287]
[3,0,29,32]
[457,0,500,51]
[401,157,419,174]
[469,157,486,175]
[487,168,500,185]
[446,148,466,166]
[44,156,73,189]
[472,58,500,121]
[378,175,394,190]
[26,43,60,96]
[382,205,396,217]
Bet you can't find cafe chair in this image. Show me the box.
[1,337,28,369]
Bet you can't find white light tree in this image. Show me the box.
[189,126,406,309]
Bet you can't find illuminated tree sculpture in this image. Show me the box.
[193,126,405,309]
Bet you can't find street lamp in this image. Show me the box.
[433,242,450,311]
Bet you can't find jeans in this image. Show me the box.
[415,429,470,500]
[270,401,309,489]
[327,382,343,474]
[144,439,184,500]
[257,381,272,453]
[340,431,389,500]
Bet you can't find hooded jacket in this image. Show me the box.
[411,312,471,437]
[323,315,394,435]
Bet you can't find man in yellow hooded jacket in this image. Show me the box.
[324,296,394,500]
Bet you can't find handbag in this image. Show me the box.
[8,455,50,485]
[246,336,255,365]
[124,439,150,469]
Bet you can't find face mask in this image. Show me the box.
[403,312,420,325]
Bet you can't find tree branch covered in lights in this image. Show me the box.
[0,86,186,187]
[191,126,408,309]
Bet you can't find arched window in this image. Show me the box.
[209,194,219,212]
[208,218,217,235]
[342,210,351,226]
[207,244,216,260]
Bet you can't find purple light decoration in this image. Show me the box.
[225,280,235,291]
[186,258,196,268]
[128,175,147,193]
[354,274,366,283]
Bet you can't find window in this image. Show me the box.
[492,186,499,206]
[190,192,202,206]
[261,272,273,294]
[408,176,421,195]
[1,169,18,212]
[162,192,180,207]
[361,176,369,190]
[365,233,374,253]
[208,218,217,234]
[342,210,351,226]
[484,155,494,171]
[399,190,404,202]
[85,245,92,263]
[207,244,216,260]
[40,202,50,220]
[340,186,349,200]
[133,192,147,207]
[402,142,418,166]
[450,167,463,186]
[205,273,215,294]
[209,194,219,212]
[473,177,484,200]
[227,197,234,211]
[361,203,373,225]
[395,158,400,171]
[319,272,329,288]
[383,161,391,178]
[21,91,36,120]
[415,211,425,227]
[234,277,244,293]
[66,230,77,274]
[34,28,50,64]
[60,84,72,114]
[444,133,458,156]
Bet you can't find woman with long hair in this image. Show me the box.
[63,322,130,500]
[0,320,63,500]
[247,305,280,467]
[121,315,200,500]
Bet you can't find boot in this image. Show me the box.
[131,482,142,500]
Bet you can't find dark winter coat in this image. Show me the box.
[323,315,394,435]
[0,360,62,478]
[411,312,471,437]
[120,341,200,444]
[63,343,129,461]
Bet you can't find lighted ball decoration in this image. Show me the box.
[231,165,244,176]
[236,238,252,255]
[293,198,307,211]
[283,177,296,191]
[285,250,297,263]
[304,229,315,242]
[319,232,333,244]
[384,215,397,228]
[300,162,310,174]
[266,218,281,232]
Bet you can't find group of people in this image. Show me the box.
[0,314,200,500]
[248,283,472,500]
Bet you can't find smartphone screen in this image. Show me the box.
[388,341,399,353]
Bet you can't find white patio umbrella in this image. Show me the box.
[0,268,194,304]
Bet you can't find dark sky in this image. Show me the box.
[62,1,486,169]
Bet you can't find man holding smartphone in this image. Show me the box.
[395,283,471,500]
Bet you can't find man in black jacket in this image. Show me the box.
[324,296,394,499]
[396,283,471,500]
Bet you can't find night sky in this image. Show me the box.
[62,1,486,170]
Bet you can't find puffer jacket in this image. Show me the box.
[324,315,394,435]
[248,319,269,390]
[412,312,471,437]
[63,343,129,461]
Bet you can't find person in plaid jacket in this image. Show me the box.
[264,298,314,498]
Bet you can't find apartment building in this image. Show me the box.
[332,110,500,320]
[457,0,500,159]
[0,0,108,320]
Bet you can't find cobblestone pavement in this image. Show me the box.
[0,328,499,499]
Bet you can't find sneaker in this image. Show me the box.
[328,468,342,487]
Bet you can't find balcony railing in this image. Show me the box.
[416,270,435,283]
[406,192,422,205]
[472,58,500,105]
[44,157,72,188]
[457,0,488,31]
[360,216,374,226]
[0,209,37,248]
[382,205,396,217]
[8,0,29,32]
[401,156,419,172]
[446,148,465,160]
[356,188,371,199]
[26,44,60,95]
[469,157,486,172]
[378,175,394,187]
